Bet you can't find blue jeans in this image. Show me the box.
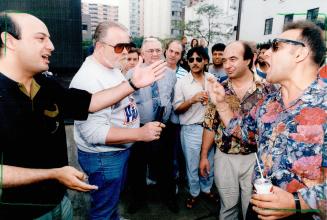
[181,124,214,197]
[78,149,130,220]
[34,196,73,220]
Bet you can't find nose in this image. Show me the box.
[223,60,231,69]
[122,47,128,55]
[47,39,55,52]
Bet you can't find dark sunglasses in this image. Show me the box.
[271,38,305,52]
[188,57,203,63]
[102,42,136,53]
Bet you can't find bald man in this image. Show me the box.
[0,12,165,219]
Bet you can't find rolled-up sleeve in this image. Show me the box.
[173,79,184,110]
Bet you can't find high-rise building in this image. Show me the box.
[171,0,186,38]
[129,0,141,37]
[0,0,83,71]
[82,2,119,34]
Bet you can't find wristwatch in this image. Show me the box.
[292,192,301,215]
[128,78,139,91]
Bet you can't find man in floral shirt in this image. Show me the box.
[200,41,276,220]
[207,21,326,220]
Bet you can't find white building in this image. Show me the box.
[82,2,119,34]
[129,0,141,37]
[239,0,327,43]
[184,0,239,45]
[143,0,171,38]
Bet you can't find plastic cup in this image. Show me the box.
[254,178,273,194]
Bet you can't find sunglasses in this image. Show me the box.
[188,57,203,63]
[102,42,136,53]
[271,38,305,52]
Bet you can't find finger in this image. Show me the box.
[253,207,282,219]
[154,66,167,77]
[149,59,166,69]
[251,199,276,209]
[75,180,99,191]
[257,215,278,220]
[252,193,275,202]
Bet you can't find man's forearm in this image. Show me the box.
[1,165,56,188]
[89,81,134,113]
[175,99,193,114]
[200,128,215,159]
[105,127,142,145]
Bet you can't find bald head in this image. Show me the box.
[225,41,254,70]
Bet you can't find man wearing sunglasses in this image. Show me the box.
[208,21,326,220]
[70,23,167,219]
[173,47,217,209]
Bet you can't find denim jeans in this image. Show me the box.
[78,149,130,220]
[181,124,214,197]
[34,196,73,220]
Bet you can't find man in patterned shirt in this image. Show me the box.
[199,41,275,220]
[207,21,326,220]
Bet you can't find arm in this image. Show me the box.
[1,165,98,192]
[104,122,165,144]
[175,91,208,114]
[199,128,215,177]
[89,59,167,113]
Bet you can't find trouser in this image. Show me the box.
[78,149,130,220]
[180,124,214,197]
[128,122,176,202]
[214,149,255,220]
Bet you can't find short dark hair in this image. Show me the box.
[211,43,226,53]
[128,47,140,55]
[0,12,21,55]
[258,43,270,51]
[283,20,325,65]
[241,41,254,70]
[186,46,209,61]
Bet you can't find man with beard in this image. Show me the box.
[70,23,166,220]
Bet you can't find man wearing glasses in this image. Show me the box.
[126,38,178,214]
[70,23,166,220]
[208,21,326,220]
[173,47,217,209]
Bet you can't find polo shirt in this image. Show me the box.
[0,72,91,219]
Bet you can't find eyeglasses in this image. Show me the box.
[188,57,203,63]
[145,49,162,54]
[271,38,305,52]
[101,42,136,53]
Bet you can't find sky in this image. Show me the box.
[82,0,120,6]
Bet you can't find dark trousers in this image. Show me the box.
[127,123,176,202]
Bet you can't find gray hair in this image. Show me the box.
[141,37,162,51]
[93,21,128,43]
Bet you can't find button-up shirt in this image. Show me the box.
[203,78,275,154]
[225,77,326,219]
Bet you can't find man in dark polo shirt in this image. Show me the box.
[0,12,166,219]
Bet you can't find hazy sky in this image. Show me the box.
[82,0,120,6]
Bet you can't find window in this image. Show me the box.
[264,18,273,35]
[307,8,319,22]
[82,24,88,30]
[284,14,293,25]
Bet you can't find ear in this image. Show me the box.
[245,58,251,67]
[295,46,309,63]
[0,32,16,51]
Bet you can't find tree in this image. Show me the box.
[185,3,233,46]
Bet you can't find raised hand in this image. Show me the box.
[53,166,98,192]
[207,77,225,106]
[131,57,167,88]
[191,91,209,104]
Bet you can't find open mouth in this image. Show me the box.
[42,54,50,63]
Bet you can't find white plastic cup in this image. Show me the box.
[254,178,273,194]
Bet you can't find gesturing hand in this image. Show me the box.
[207,77,225,106]
[54,166,98,192]
[131,57,167,88]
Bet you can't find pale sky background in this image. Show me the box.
[82,0,120,6]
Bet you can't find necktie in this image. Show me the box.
[151,81,161,113]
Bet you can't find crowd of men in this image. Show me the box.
[0,10,326,220]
